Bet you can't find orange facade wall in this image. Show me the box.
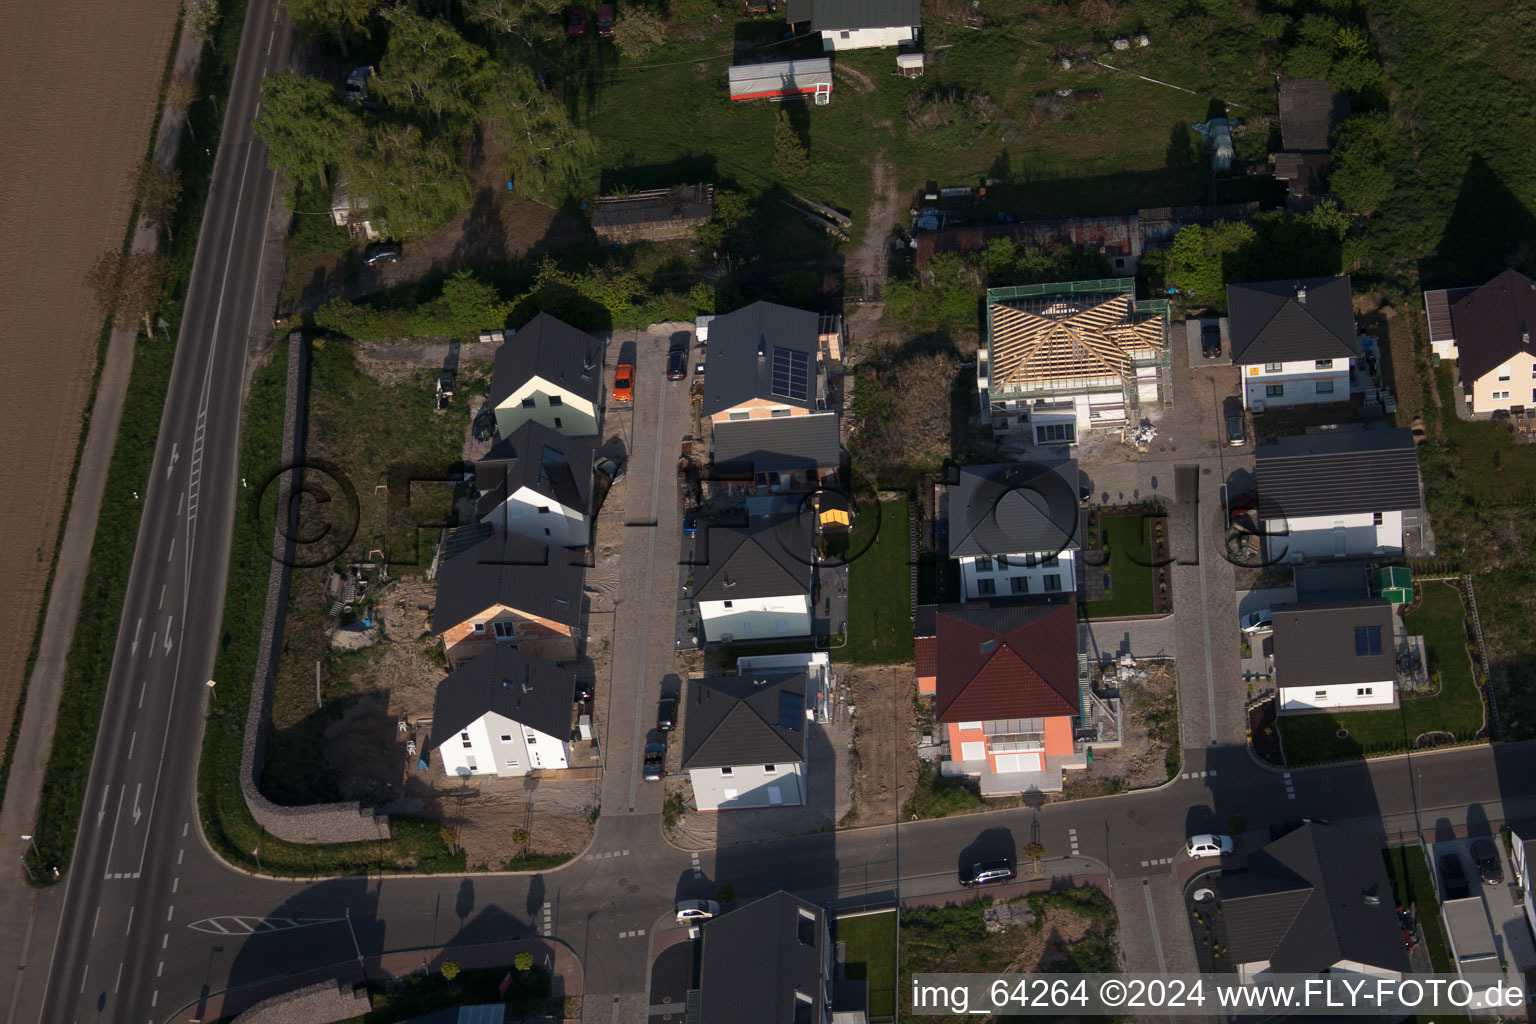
[440,603,575,665]
[918,675,936,695]
[945,715,1075,765]
[1043,716,1074,756]
[709,398,811,424]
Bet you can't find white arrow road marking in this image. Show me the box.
[131,784,142,826]
[131,618,142,656]
[97,785,108,827]
[165,443,179,479]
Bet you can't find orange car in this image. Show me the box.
[612,360,634,402]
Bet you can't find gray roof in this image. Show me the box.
[948,461,1081,558]
[698,891,826,1024]
[682,673,808,769]
[592,184,714,229]
[712,412,842,477]
[476,420,595,517]
[1256,426,1420,519]
[431,526,585,633]
[1292,561,1370,603]
[490,312,604,408]
[1277,78,1351,152]
[786,0,920,30]
[693,516,813,602]
[430,644,574,746]
[701,302,820,416]
[1217,823,1408,975]
[1447,268,1536,383]
[1271,598,1396,688]
[1226,277,1359,363]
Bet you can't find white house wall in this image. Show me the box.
[1512,831,1535,940]
[960,551,1076,602]
[482,484,589,547]
[1241,359,1351,410]
[494,377,599,437]
[819,25,914,50]
[1262,510,1403,563]
[689,762,807,811]
[1279,680,1394,712]
[437,710,570,778]
[698,595,812,642]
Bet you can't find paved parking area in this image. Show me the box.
[1184,316,1232,369]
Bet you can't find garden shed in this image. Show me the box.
[728,58,833,103]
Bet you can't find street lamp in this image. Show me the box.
[19,834,38,884]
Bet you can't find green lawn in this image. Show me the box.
[1278,580,1486,765]
[838,912,897,1023]
[1383,845,1453,973]
[1078,515,1156,619]
[845,498,912,665]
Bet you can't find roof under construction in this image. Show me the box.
[985,280,1168,392]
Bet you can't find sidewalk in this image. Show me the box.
[165,937,584,1023]
[0,22,206,1024]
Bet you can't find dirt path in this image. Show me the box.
[841,664,918,825]
[843,153,905,358]
[0,0,182,780]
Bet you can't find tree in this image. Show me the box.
[1023,841,1046,877]
[772,108,808,178]
[440,959,461,980]
[164,72,200,138]
[134,161,182,241]
[343,122,473,238]
[514,951,534,972]
[254,71,357,189]
[715,884,736,904]
[285,0,380,41]
[483,65,600,204]
[184,0,220,38]
[372,8,496,128]
[611,6,667,57]
[87,250,172,338]
[464,0,562,54]
[1329,114,1396,216]
[1164,220,1256,309]
[695,189,752,249]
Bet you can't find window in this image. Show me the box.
[975,556,993,573]
[537,506,550,514]
[1266,384,1285,398]
[996,555,1010,568]
[1493,390,1511,400]
[492,620,516,640]
[764,764,776,773]
[721,766,733,776]
[1314,690,1327,699]
[1498,371,1511,382]
[471,621,485,634]
[729,411,750,421]
[1042,554,1059,568]
[741,621,752,634]
[771,408,792,417]
[1356,687,1373,697]
[526,734,537,744]
[1264,362,1283,373]
[1315,359,1334,369]
[1010,576,1029,594]
[976,578,996,596]
[465,756,477,771]
[1036,421,1075,444]
[506,760,518,768]
[553,417,561,429]
[1373,512,1383,526]
[775,619,789,634]
[1114,257,1126,269]
[548,395,563,406]
[839,29,850,37]
[500,734,513,742]
[1044,574,1062,592]
[723,600,733,608]
[1316,379,1334,395]
[521,397,536,408]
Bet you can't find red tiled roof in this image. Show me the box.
[915,636,937,679]
[933,604,1079,722]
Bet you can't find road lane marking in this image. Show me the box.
[177,848,184,865]
[161,934,168,949]
[151,989,158,1008]
[148,631,156,654]
[92,907,100,938]
[157,961,163,978]
[166,536,175,561]
[138,680,146,709]
[80,967,88,994]
[125,906,134,934]
[132,617,142,655]
[166,906,174,922]
[127,731,136,760]
[176,491,184,516]
[182,822,188,837]
[158,584,165,609]
[172,877,179,893]
[98,784,109,826]
[132,783,143,826]
[102,785,127,871]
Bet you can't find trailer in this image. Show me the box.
[728,58,833,103]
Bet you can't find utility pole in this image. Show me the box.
[346,906,368,981]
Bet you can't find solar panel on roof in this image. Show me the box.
[770,346,810,401]
[778,690,804,730]
[1353,625,1382,656]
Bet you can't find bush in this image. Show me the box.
[441,959,460,980]
[514,951,534,971]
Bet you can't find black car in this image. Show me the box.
[657,694,678,731]
[1438,852,1470,899]
[363,241,402,266]
[959,859,1016,887]
[1473,839,1503,886]
[1201,322,1222,358]
[643,742,666,781]
[666,348,687,381]
[574,680,594,704]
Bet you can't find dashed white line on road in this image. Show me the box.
[125,906,134,934]
[157,961,163,978]
[92,906,101,938]
[172,877,179,894]
[114,962,123,993]
[151,989,158,1008]
[177,848,184,865]
[161,933,168,949]
[158,584,166,609]
[127,731,136,760]
[138,680,147,709]
[166,905,174,922]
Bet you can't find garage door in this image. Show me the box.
[994,753,1042,773]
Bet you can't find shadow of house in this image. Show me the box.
[1421,155,1536,289]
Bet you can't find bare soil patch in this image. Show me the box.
[1057,660,1179,797]
[840,664,919,826]
[0,0,181,775]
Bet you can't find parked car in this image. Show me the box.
[1186,834,1234,859]
[1201,322,1222,358]
[666,338,688,380]
[597,2,615,35]
[959,859,1016,886]
[612,358,634,403]
[566,6,587,36]
[596,456,626,485]
[675,899,720,924]
[1439,852,1470,899]
[1473,839,1503,886]
[363,241,401,266]
[657,694,678,731]
[1226,490,1258,521]
[574,681,594,704]
[643,742,666,781]
[683,516,697,538]
[1226,413,1246,446]
[1240,609,1273,634]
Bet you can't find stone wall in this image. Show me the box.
[231,979,371,1024]
[239,332,392,845]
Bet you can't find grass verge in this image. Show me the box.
[1079,514,1156,619]
[1383,845,1453,973]
[837,911,897,1023]
[1277,581,1484,765]
[21,1,250,883]
[845,498,912,665]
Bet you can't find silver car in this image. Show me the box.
[675,899,720,924]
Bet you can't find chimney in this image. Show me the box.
[1296,285,1307,304]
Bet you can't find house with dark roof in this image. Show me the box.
[591,184,714,243]
[1215,822,1409,981]
[475,420,594,548]
[947,461,1081,602]
[682,653,829,811]
[929,603,1088,795]
[785,0,920,51]
[431,525,586,665]
[694,891,833,1024]
[710,412,843,494]
[1272,78,1350,204]
[1271,598,1400,711]
[490,313,604,438]
[1422,269,1536,414]
[692,516,814,643]
[703,301,825,423]
[430,644,575,778]
[1254,425,1423,563]
[1227,276,1359,410]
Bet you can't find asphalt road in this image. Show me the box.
[32,0,291,1019]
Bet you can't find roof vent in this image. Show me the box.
[522,681,533,694]
[979,639,997,654]
[757,338,767,360]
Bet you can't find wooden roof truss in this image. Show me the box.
[989,294,1166,388]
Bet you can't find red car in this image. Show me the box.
[566,7,587,37]
[597,3,615,36]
